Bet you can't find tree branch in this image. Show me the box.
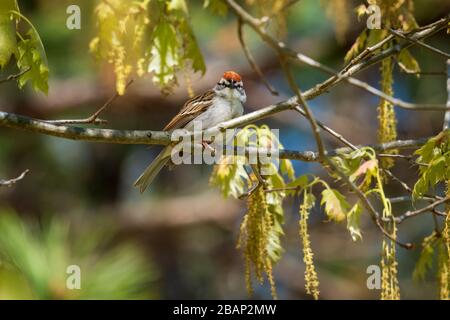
[389,28,450,59]
[0,110,431,162]
[0,67,31,85]
[395,197,449,223]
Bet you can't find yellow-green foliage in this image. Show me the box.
[0,1,49,94]
[0,1,17,68]
[237,187,278,299]
[413,232,440,281]
[346,0,418,63]
[413,130,450,200]
[413,230,450,300]
[90,0,205,95]
[203,0,228,16]
[211,127,402,299]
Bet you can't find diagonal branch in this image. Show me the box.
[225,0,450,111]
[389,28,450,59]
[237,18,278,95]
[395,197,450,223]
[0,67,31,85]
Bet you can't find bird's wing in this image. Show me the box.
[163,90,215,131]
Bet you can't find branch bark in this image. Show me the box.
[0,110,430,162]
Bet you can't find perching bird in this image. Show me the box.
[134,71,246,193]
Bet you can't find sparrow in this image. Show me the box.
[134,71,246,193]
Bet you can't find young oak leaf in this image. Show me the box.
[413,131,450,199]
[347,202,363,241]
[321,188,349,222]
[397,49,420,75]
[0,11,17,68]
[413,232,439,281]
[350,159,378,181]
[148,1,205,93]
[16,30,49,94]
[203,0,228,16]
[148,20,179,91]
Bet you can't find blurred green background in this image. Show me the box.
[1,0,450,299]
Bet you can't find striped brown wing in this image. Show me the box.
[163,90,215,130]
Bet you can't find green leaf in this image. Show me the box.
[321,189,349,222]
[397,49,420,75]
[412,155,446,200]
[350,159,378,181]
[280,158,295,181]
[286,175,308,189]
[203,0,228,16]
[168,0,188,14]
[413,233,439,281]
[411,132,450,199]
[148,19,179,89]
[347,202,362,241]
[16,30,49,94]
[344,30,367,63]
[178,19,206,74]
[0,13,17,68]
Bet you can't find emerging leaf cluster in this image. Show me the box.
[90,0,205,95]
[0,0,49,94]
[413,130,450,200]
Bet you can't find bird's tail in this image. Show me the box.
[134,146,172,193]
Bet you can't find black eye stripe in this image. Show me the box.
[216,81,243,88]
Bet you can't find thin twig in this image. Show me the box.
[342,35,394,73]
[292,52,450,111]
[294,105,358,150]
[396,197,450,223]
[0,67,31,85]
[383,169,442,201]
[388,195,436,204]
[280,56,326,160]
[45,80,134,126]
[389,28,450,59]
[0,169,29,187]
[401,71,447,76]
[237,18,278,95]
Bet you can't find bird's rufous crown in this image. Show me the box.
[223,71,242,82]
